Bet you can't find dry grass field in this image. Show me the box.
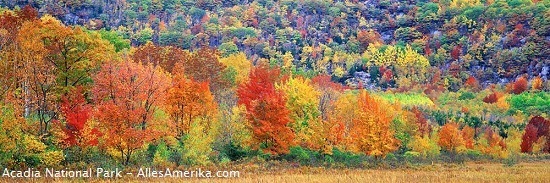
[188,162,550,183]
[6,161,548,183]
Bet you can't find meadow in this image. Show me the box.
[6,161,549,183]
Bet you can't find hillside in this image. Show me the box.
[2,0,549,89]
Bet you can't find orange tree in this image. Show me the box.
[92,59,170,165]
[347,91,400,158]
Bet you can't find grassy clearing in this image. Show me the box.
[375,92,435,108]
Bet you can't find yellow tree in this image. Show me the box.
[276,76,322,148]
[219,52,252,86]
[347,91,399,157]
[0,6,38,101]
[409,135,441,159]
[329,92,358,146]
[363,44,430,87]
[13,14,114,136]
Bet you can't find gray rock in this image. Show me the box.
[542,66,549,76]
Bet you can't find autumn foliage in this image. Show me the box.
[2,4,550,170]
[60,87,97,146]
[438,122,465,153]
[347,91,399,158]
[511,76,528,94]
[166,64,217,138]
[237,66,294,155]
[483,91,503,104]
[461,126,475,149]
[92,59,170,164]
[412,107,430,137]
[531,77,543,91]
[521,116,550,153]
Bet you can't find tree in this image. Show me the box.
[166,63,217,139]
[409,135,440,159]
[98,29,130,52]
[219,52,252,86]
[461,126,475,149]
[131,42,189,73]
[276,76,322,148]
[521,116,550,153]
[362,44,431,87]
[23,15,114,93]
[520,124,538,153]
[438,122,466,158]
[183,47,228,93]
[92,59,170,165]
[312,75,345,121]
[511,76,528,94]
[483,91,503,104]
[347,91,399,158]
[357,29,383,49]
[0,6,38,101]
[182,119,218,166]
[0,104,26,167]
[531,76,543,91]
[219,42,239,57]
[237,66,294,155]
[412,107,430,137]
[60,87,93,147]
[464,76,480,90]
[13,14,114,136]
[479,128,507,158]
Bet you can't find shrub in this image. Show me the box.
[41,150,65,168]
[220,141,249,161]
[465,149,483,161]
[288,146,311,164]
[404,151,420,162]
[331,148,365,167]
[459,92,476,100]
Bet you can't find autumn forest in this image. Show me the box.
[0,0,549,181]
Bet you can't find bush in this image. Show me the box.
[331,148,367,167]
[41,150,65,168]
[459,92,476,100]
[404,151,421,164]
[465,149,483,161]
[287,146,310,164]
[220,141,249,161]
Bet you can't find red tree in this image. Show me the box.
[237,65,294,154]
[465,76,479,90]
[412,107,430,137]
[60,87,97,146]
[521,116,550,153]
[512,76,528,94]
[483,91,502,104]
[451,45,461,61]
